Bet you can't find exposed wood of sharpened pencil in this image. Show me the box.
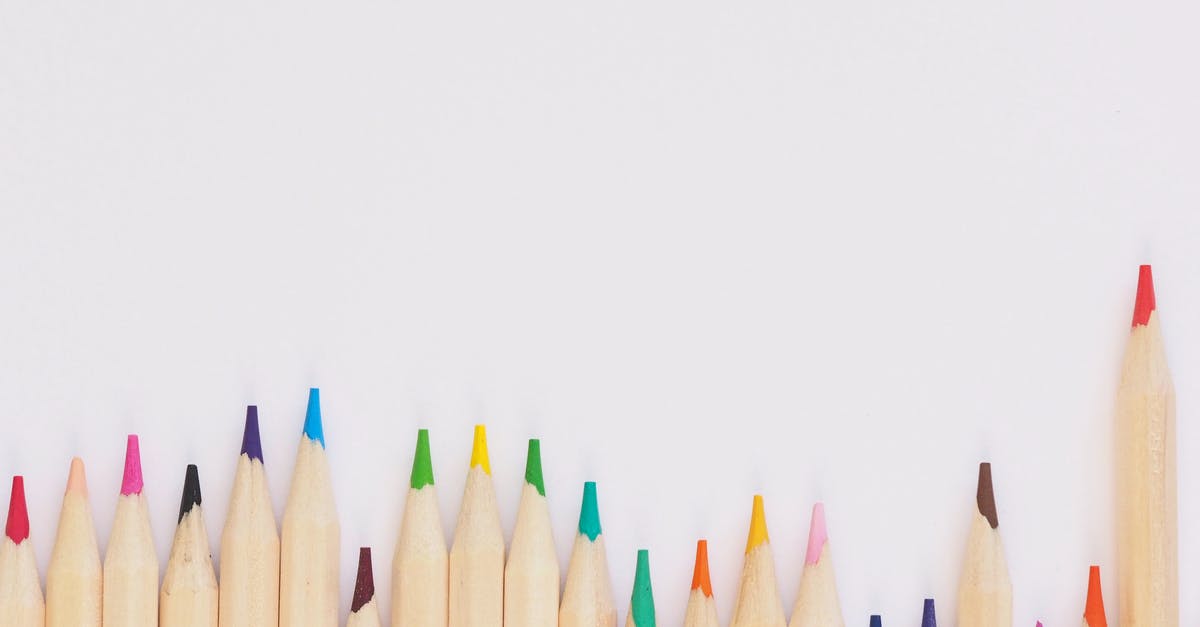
[1117,265,1178,627]
[559,482,617,627]
[956,463,1011,627]
[0,476,44,627]
[449,425,504,627]
[219,406,280,627]
[789,503,845,627]
[730,495,786,627]
[47,458,102,627]
[280,388,340,627]
[104,435,158,627]
[392,429,448,627]
[504,439,558,627]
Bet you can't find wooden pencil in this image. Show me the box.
[683,540,718,627]
[560,481,617,627]
[504,439,559,627]
[46,458,102,627]
[730,495,786,627]
[347,548,382,627]
[280,388,340,627]
[449,425,504,627]
[1083,565,1107,627]
[219,405,280,627]
[103,434,158,627]
[624,550,655,627]
[1116,264,1177,627]
[0,476,44,627]
[789,503,845,627]
[920,599,936,627]
[956,463,1011,627]
[160,464,218,627]
[391,428,448,627]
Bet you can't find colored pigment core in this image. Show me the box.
[122,434,144,496]
[921,599,937,627]
[525,439,545,496]
[691,540,713,597]
[411,429,435,490]
[578,481,602,540]
[1085,565,1107,627]
[745,495,769,553]
[241,405,264,462]
[470,425,491,475]
[351,547,375,613]
[976,463,998,529]
[631,549,656,627]
[5,476,29,543]
[178,464,202,524]
[1132,264,1156,327]
[303,388,325,447]
[805,502,828,565]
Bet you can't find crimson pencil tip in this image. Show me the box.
[5,476,29,543]
[351,547,375,613]
[1132,264,1156,327]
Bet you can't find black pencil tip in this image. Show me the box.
[178,464,202,524]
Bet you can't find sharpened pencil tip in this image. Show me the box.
[470,425,491,475]
[745,494,769,553]
[921,599,936,627]
[805,502,828,565]
[121,434,144,496]
[631,549,656,627]
[524,439,545,496]
[578,481,602,541]
[5,476,29,543]
[303,388,325,447]
[1085,565,1107,627]
[177,464,202,524]
[66,457,88,497]
[870,615,882,627]
[241,405,263,462]
[691,540,713,597]
[1132,264,1156,327]
[976,463,998,529]
[351,547,375,613]
[411,429,435,489]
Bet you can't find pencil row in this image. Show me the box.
[0,417,1101,627]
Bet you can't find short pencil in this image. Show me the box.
[0,476,44,627]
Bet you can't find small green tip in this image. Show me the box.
[525,439,545,496]
[631,549,656,627]
[578,481,602,540]
[410,429,435,489]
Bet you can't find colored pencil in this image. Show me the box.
[868,616,881,627]
[683,540,719,627]
[956,463,1011,627]
[449,425,504,627]
[560,481,617,627]
[625,550,655,627]
[391,429,448,627]
[280,388,340,627]
[1084,565,1107,627]
[160,464,218,627]
[920,599,936,627]
[0,476,44,627]
[103,435,158,627]
[730,495,786,627]
[347,548,381,627]
[219,406,280,627]
[1116,265,1178,627]
[504,439,559,627]
[46,458,101,627]
[789,503,844,627]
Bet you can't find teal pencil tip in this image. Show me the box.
[410,429,435,489]
[578,481,602,541]
[303,387,325,447]
[525,439,545,496]
[631,549,656,627]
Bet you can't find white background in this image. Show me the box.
[2,1,1199,625]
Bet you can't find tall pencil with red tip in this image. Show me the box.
[683,540,718,627]
[730,495,786,627]
[1117,265,1178,627]
[790,503,845,627]
[0,476,44,626]
[47,458,102,627]
[103,435,158,627]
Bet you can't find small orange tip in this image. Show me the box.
[66,457,88,497]
[691,539,713,597]
[1084,565,1107,627]
[1132,264,1156,327]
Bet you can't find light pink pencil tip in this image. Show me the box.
[121,435,144,495]
[805,502,829,565]
[66,457,88,496]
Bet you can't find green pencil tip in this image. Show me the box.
[578,481,602,541]
[631,549,656,627]
[410,429,435,489]
[525,439,545,496]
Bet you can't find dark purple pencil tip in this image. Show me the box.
[351,547,375,613]
[241,405,263,463]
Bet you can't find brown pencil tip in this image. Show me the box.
[976,462,998,528]
[351,547,375,613]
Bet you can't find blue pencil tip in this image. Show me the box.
[303,388,325,447]
[241,405,263,462]
[921,599,936,627]
[869,615,882,627]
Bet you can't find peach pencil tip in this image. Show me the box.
[805,502,828,565]
[66,456,88,496]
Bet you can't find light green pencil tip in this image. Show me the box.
[410,429,435,489]
[631,549,656,627]
[525,439,545,496]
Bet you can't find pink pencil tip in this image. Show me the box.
[5,476,29,543]
[804,502,829,565]
[121,435,144,496]
[1132,264,1156,327]
[66,457,88,497]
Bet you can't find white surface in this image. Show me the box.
[2,2,1199,625]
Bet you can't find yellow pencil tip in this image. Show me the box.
[470,424,491,475]
[66,457,88,497]
[746,494,769,553]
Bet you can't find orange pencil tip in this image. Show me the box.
[691,539,713,597]
[1084,565,1107,627]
